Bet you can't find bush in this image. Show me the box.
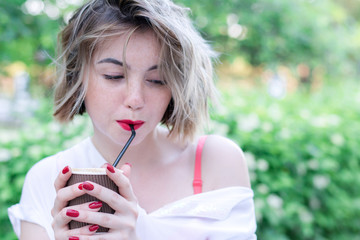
[1,81,359,239]
[210,81,360,239]
[0,101,92,240]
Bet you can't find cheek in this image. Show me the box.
[84,84,109,116]
[85,77,117,110]
[159,91,172,112]
[147,90,172,118]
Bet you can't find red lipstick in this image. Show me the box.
[117,120,144,131]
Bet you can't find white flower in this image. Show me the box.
[279,128,291,139]
[299,209,313,223]
[267,194,283,209]
[311,116,328,128]
[27,145,42,159]
[311,114,341,128]
[209,121,229,136]
[299,109,311,120]
[244,152,256,170]
[309,197,321,209]
[257,184,269,194]
[268,103,283,121]
[254,199,265,222]
[308,159,319,170]
[327,114,341,126]
[48,121,62,133]
[262,122,273,132]
[257,159,269,171]
[0,149,11,162]
[249,172,257,182]
[355,90,360,104]
[254,198,265,210]
[297,162,307,176]
[0,130,19,144]
[330,133,345,146]
[237,113,260,132]
[11,148,21,158]
[313,175,330,189]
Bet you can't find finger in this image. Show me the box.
[67,223,100,237]
[66,210,136,231]
[51,182,85,217]
[52,207,78,231]
[105,164,136,202]
[100,163,108,168]
[54,165,72,192]
[80,181,129,213]
[52,201,102,231]
[120,163,132,178]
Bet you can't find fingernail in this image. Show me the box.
[69,237,79,240]
[62,166,69,174]
[106,163,115,173]
[83,182,94,191]
[78,183,83,190]
[89,201,102,209]
[89,224,99,232]
[66,209,79,217]
[125,162,132,167]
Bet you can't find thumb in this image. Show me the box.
[120,163,132,178]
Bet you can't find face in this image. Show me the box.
[84,30,172,146]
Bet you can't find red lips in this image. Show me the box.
[117,120,144,131]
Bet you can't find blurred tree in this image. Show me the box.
[0,0,83,75]
[0,0,57,68]
[178,0,360,79]
[0,0,359,79]
[337,0,360,21]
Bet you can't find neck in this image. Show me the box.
[91,127,174,168]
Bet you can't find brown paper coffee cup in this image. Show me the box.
[66,168,118,232]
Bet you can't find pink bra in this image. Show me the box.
[193,135,207,194]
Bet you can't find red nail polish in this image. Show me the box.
[107,164,115,173]
[83,182,94,191]
[62,166,69,174]
[125,162,132,167]
[69,237,79,240]
[66,209,79,217]
[89,201,102,209]
[89,224,99,232]
[78,183,83,190]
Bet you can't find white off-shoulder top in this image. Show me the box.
[8,137,257,239]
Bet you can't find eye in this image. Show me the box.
[103,74,124,80]
[147,79,166,85]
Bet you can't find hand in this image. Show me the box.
[51,166,103,239]
[52,164,139,240]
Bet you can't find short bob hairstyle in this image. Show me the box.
[53,0,218,141]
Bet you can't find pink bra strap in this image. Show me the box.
[193,135,208,194]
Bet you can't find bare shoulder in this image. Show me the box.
[201,135,251,191]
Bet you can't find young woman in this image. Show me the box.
[8,0,257,239]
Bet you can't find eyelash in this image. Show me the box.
[103,75,166,85]
[147,80,166,85]
[104,74,124,80]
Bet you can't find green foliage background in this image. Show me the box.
[1,82,360,239]
[211,82,360,239]
[1,0,360,239]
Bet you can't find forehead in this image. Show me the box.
[93,29,162,68]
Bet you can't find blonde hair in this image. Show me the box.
[53,0,218,141]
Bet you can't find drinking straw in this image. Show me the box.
[113,124,136,167]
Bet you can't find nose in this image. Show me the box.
[124,78,145,111]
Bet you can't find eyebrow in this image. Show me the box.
[97,58,123,66]
[97,57,158,71]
